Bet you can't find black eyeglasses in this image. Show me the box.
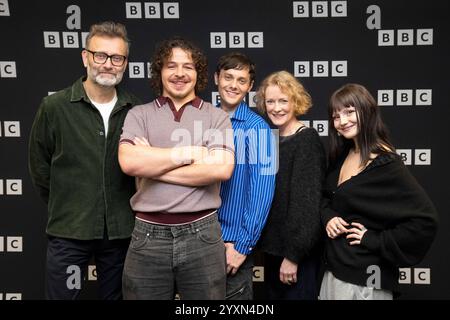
[85,49,127,67]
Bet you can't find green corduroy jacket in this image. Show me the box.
[29,76,141,240]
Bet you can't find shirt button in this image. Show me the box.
[99,131,104,136]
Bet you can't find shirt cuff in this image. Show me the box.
[119,138,135,145]
[361,229,381,252]
[321,207,338,227]
[234,241,252,255]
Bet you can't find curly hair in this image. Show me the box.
[256,70,312,116]
[150,37,208,96]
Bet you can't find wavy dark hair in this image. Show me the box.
[150,37,208,96]
[328,83,395,166]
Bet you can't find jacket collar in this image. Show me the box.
[70,76,134,110]
[70,76,89,103]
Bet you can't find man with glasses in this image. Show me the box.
[29,21,140,299]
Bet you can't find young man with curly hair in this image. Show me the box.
[119,37,235,300]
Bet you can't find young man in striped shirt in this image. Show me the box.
[214,52,277,300]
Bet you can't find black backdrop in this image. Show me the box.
[1,0,449,300]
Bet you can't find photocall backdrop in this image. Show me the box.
[0,0,449,300]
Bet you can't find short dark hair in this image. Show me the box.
[328,83,395,165]
[85,21,129,53]
[150,37,208,96]
[215,52,256,83]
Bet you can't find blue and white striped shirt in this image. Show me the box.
[218,101,277,255]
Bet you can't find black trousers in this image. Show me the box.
[264,253,320,300]
[45,234,130,300]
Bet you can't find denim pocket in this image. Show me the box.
[130,228,149,250]
[225,286,246,300]
[197,221,222,244]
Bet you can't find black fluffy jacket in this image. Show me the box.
[258,127,326,263]
[321,151,439,291]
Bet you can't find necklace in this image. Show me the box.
[281,121,304,136]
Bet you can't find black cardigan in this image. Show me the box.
[321,151,439,291]
[258,127,326,263]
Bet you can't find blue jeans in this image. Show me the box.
[122,213,226,300]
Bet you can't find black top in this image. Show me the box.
[321,150,439,291]
[258,127,326,263]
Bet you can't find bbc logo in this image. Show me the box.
[0,121,21,137]
[293,1,347,18]
[0,0,10,16]
[210,32,263,48]
[125,2,179,19]
[253,266,264,282]
[0,293,22,300]
[211,91,257,108]
[0,236,23,252]
[294,60,347,77]
[43,31,88,48]
[0,179,23,195]
[0,61,17,78]
[399,268,431,285]
[397,149,431,166]
[88,265,97,281]
[378,29,433,46]
[378,89,432,106]
[303,120,328,136]
[128,62,152,78]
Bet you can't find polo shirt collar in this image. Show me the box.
[156,96,204,109]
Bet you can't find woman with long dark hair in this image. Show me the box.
[320,83,438,300]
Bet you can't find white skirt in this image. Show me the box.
[319,270,393,300]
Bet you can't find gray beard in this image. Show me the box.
[87,65,124,87]
[94,72,123,87]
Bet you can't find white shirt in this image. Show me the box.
[91,95,118,137]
